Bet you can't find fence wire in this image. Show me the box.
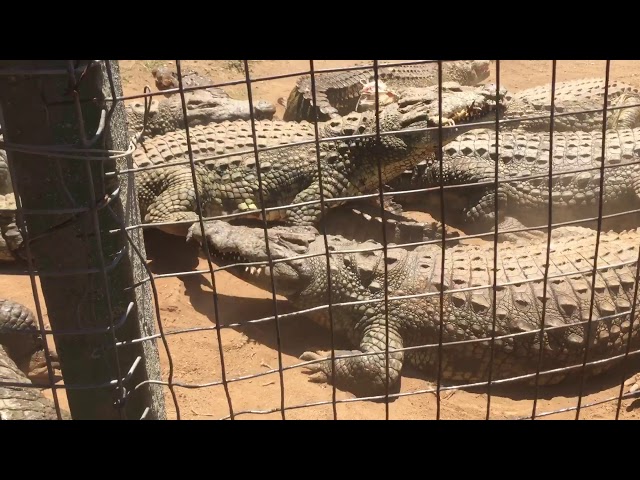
[0,59,639,420]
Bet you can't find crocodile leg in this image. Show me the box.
[300,318,405,395]
[0,344,68,420]
[136,166,216,236]
[285,178,350,226]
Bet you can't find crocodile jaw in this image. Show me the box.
[187,221,318,296]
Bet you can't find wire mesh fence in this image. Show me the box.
[0,59,639,420]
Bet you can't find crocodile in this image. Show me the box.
[0,298,66,420]
[0,110,464,262]
[131,116,461,245]
[135,83,506,237]
[282,60,492,122]
[388,128,640,237]
[125,68,276,138]
[0,343,68,420]
[0,298,59,375]
[1,82,504,257]
[360,78,640,133]
[188,220,640,397]
[501,78,640,132]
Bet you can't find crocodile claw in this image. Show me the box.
[300,350,329,383]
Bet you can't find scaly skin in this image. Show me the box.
[387,80,640,237]
[501,78,640,132]
[0,299,66,420]
[136,83,506,236]
[126,67,276,137]
[0,116,456,262]
[389,128,640,235]
[363,78,640,133]
[188,221,640,397]
[132,119,319,171]
[283,60,492,122]
[2,83,504,252]
[0,344,68,420]
[0,298,54,375]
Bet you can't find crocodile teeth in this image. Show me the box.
[250,266,258,275]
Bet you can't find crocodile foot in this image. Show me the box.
[300,349,361,384]
[29,349,61,377]
[624,373,640,396]
[300,347,402,396]
[300,350,331,383]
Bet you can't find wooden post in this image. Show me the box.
[0,60,166,419]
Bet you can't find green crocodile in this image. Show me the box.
[282,60,492,122]
[188,220,640,397]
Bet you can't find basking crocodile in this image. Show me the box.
[360,78,640,133]
[131,118,460,244]
[188,220,640,397]
[0,83,503,257]
[0,298,66,420]
[501,78,640,132]
[125,68,276,137]
[389,127,640,236]
[0,111,465,262]
[135,83,505,236]
[282,60,492,122]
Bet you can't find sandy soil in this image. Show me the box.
[4,60,640,420]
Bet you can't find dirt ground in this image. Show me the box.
[4,60,640,420]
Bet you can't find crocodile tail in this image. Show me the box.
[322,200,459,246]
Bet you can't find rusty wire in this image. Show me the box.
[1,59,639,420]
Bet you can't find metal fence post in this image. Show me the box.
[0,60,166,419]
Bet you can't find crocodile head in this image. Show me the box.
[126,89,276,136]
[187,220,324,296]
[188,221,397,308]
[373,82,507,147]
[336,82,506,140]
[167,89,276,122]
